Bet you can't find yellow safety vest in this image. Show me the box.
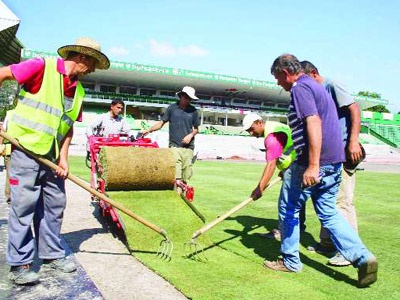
[263,121,297,170]
[7,58,84,158]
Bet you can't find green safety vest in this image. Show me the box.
[7,58,84,158]
[263,121,296,170]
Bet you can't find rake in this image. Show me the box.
[185,176,282,260]
[0,130,173,260]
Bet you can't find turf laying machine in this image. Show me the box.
[86,134,196,232]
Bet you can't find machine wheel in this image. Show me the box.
[85,152,91,168]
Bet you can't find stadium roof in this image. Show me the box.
[0,1,23,65]
[21,49,389,110]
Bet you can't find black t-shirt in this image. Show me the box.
[162,102,200,149]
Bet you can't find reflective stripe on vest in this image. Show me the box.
[263,121,297,171]
[61,114,74,128]
[57,81,84,143]
[7,58,84,158]
[17,95,62,117]
[12,114,57,136]
[283,144,295,156]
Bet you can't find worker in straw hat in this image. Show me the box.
[143,86,200,194]
[0,37,109,285]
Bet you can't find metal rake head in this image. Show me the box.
[184,239,208,262]
[157,238,173,260]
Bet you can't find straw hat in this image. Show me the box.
[58,37,110,70]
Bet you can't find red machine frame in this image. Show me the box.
[88,134,159,231]
[87,134,195,232]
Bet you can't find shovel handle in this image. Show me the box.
[192,176,282,240]
[0,130,168,239]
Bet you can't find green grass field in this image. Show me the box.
[69,157,400,300]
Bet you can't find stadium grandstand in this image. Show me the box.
[361,111,400,147]
[6,48,399,158]
[20,49,390,128]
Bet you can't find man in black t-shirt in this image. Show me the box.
[144,86,200,189]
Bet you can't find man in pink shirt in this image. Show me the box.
[243,114,294,199]
[243,114,296,246]
[243,114,296,242]
[0,37,110,285]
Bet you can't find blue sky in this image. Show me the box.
[4,0,400,112]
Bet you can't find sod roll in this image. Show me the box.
[99,146,176,191]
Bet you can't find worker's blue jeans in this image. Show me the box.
[278,162,372,272]
[7,149,66,266]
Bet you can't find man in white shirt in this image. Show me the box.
[87,99,131,137]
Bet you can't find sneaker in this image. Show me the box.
[263,259,293,272]
[258,229,281,241]
[357,256,378,288]
[43,257,77,273]
[307,243,337,256]
[328,252,351,267]
[8,264,39,285]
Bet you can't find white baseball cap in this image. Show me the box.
[242,113,262,131]
[176,86,199,100]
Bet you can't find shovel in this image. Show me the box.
[0,130,173,260]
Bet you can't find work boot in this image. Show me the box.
[328,252,351,267]
[9,264,39,285]
[357,256,378,288]
[258,229,281,241]
[263,259,293,272]
[307,243,337,256]
[43,257,77,273]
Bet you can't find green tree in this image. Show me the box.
[358,91,382,99]
[0,80,18,120]
[358,91,390,113]
[365,104,390,113]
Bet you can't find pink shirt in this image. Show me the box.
[10,58,82,121]
[264,132,287,162]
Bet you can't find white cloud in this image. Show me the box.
[109,46,129,57]
[178,44,208,57]
[134,42,145,50]
[148,39,208,58]
[149,39,177,57]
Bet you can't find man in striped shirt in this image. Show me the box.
[263,54,377,288]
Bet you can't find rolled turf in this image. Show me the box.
[99,146,175,191]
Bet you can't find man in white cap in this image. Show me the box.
[0,37,109,285]
[243,113,296,203]
[144,86,200,191]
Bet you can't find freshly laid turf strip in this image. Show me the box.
[107,190,317,300]
[69,158,400,300]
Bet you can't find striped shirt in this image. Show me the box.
[288,75,345,165]
[287,99,306,159]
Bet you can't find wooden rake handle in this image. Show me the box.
[0,130,168,239]
[191,176,282,240]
